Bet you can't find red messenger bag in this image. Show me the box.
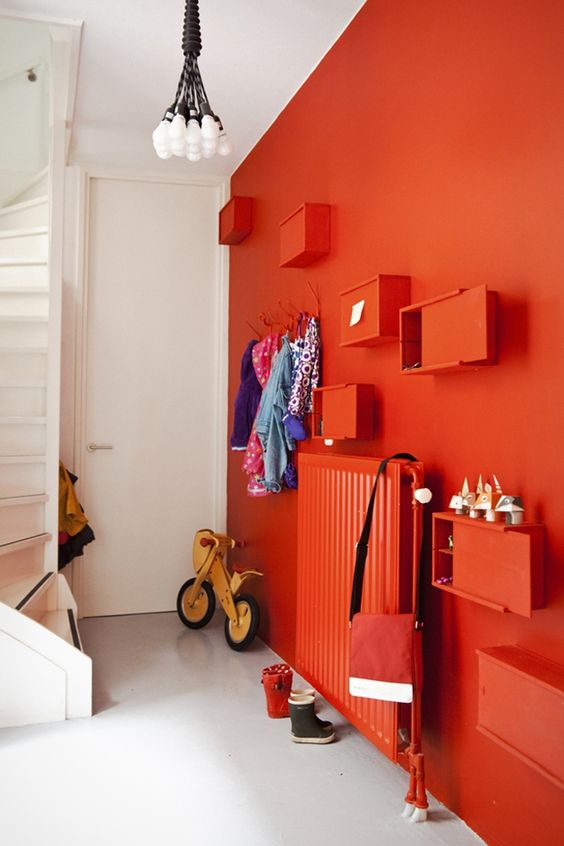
[348,454,424,704]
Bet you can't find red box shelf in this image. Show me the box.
[400,285,497,374]
[279,203,330,268]
[432,512,544,617]
[477,646,564,790]
[219,196,253,245]
[340,275,411,347]
[311,384,374,440]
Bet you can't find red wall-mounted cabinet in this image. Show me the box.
[432,512,544,617]
[340,275,411,347]
[400,285,497,374]
[311,384,374,440]
[477,646,564,790]
[279,203,330,267]
[219,196,253,245]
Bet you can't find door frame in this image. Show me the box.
[69,167,229,614]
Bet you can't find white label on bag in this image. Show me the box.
[349,299,365,326]
[349,677,413,703]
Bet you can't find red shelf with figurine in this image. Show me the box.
[432,512,544,617]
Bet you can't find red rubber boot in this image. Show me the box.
[261,664,293,718]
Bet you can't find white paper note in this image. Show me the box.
[349,299,365,326]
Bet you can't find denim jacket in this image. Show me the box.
[255,335,296,492]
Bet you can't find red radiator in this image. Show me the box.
[296,453,420,761]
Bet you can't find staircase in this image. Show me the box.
[0,171,92,728]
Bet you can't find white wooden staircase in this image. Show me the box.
[0,172,92,728]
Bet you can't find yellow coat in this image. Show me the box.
[59,462,89,537]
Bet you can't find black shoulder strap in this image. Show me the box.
[348,453,419,623]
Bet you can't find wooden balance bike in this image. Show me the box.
[176,529,263,651]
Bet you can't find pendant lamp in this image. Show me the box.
[152,0,231,162]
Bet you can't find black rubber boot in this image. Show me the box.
[289,691,333,730]
[289,696,335,744]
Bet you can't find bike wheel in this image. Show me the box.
[177,578,216,629]
[224,594,260,651]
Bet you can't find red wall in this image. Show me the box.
[226,2,564,844]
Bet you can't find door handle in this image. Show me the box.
[87,443,114,452]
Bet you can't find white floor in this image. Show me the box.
[0,612,486,846]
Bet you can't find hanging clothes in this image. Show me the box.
[288,315,320,415]
[242,332,279,495]
[255,335,296,493]
[284,316,321,439]
[230,339,262,451]
[58,462,95,570]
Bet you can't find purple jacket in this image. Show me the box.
[230,340,262,450]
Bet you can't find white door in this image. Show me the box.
[77,176,225,617]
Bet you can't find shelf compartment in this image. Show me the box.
[279,203,330,268]
[400,285,497,374]
[340,275,411,347]
[218,196,253,245]
[432,512,544,617]
[311,384,374,440]
[477,646,564,790]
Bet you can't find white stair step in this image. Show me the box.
[0,323,48,348]
[0,347,48,354]
[0,458,46,493]
[0,421,47,455]
[0,532,51,552]
[41,609,83,651]
[8,168,49,205]
[0,416,47,424]
[0,384,46,417]
[0,350,48,382]
[0,228,48,260]
[0,292,49,318]
[0,455,46,464]
[0,315,48,322]
[0,487,47,501]
[0,259,48,287]
[0,287,48,294]
[0,379,46,388]
[0,494,47,536]
[0,196,48,230]
[0,570,55,610]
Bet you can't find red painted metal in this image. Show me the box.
[296,453,420,761]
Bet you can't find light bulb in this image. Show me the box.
[217,132,232,156]
[201,114,220,141]
[152,120,171,151]
[201,141,216,158]
[185,118,202,147]
[171,139,187,157]
[169,113,186,139]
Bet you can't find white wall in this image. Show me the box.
[0,19,50,205]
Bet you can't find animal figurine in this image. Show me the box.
[495,495,525,525]
[449,477,476,515]
[473,475,503,521]
[468,475,484,519]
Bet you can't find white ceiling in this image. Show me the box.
[2,1,366,180]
